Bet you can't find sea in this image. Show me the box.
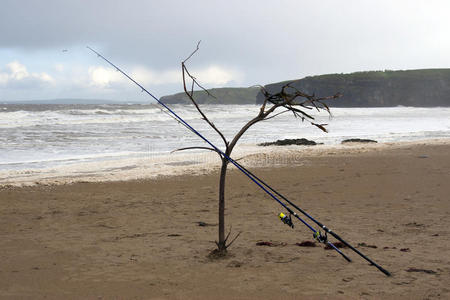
[1,103,450,184]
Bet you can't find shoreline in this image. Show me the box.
[1,138,450,187]
[1,141,448,298]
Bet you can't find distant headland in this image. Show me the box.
[161,69,450,107]
[160,87,261,105]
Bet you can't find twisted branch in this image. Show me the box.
[181,42,228,148]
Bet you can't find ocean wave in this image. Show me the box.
[1,105,450,176]
[0,106,262,128]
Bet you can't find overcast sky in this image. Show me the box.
[1,0,450,102]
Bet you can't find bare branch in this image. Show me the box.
[182,40,201,63]
[228,100,289,152]
[181,44,227,147]
[228,81,338,153]
[183,65,216,99]
[316,92,342,102]
[228,114,265,152]
[288,105,315,120]
[226,231,242,248]
[262,109,291,121]
[232,156,246,162]
[224,226,233,243]
[182,79,227,148]
[254,85,269,116]
[190,76,195,97]
[311,122,328,133]
[222,225,242,249]
[171,146,221,155]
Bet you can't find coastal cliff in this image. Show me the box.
[160,87,260,105]
[160,69,450,107]
[257,69,450,107]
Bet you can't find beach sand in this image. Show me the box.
[0,141,449,299]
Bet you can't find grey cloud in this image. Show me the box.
[1,0,450,90]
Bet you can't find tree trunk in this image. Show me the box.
[217,157,229,251]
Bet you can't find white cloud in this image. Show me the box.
[192,65,243,85]
[0,61,54,88]
[130,65,243,87]
[0,60,244,101]
[88,66,125,88]
[7,61,29,80]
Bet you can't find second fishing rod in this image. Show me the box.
[155,101,353,262]
[87,46,390,276]
[86,46,349,260]
[173,118,390,276]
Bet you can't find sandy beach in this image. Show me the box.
[0,141,449,299]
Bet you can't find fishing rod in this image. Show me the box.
[231,161,391,276]
[86,46,348,260]
[158,104,353,262]
[87,46,390,276]
[152,105,353,261]
[170,111,390,276]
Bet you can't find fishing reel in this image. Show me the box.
[279,212,294,228]
[313,230,328,244]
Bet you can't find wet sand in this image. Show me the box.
[0,142,449,299]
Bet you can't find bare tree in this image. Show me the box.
[178,43,341,253]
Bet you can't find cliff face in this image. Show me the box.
[160,69,450,107]
[257,69,450,107]
[160,87,260,105]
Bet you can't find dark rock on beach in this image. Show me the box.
[406,267,437,275]
[358,242,378,248]
[341,138,377,144]
[296,241,317,247]
[197,221,216,227]
[259,138,317,146]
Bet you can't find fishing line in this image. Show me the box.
[87,46,390,276]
